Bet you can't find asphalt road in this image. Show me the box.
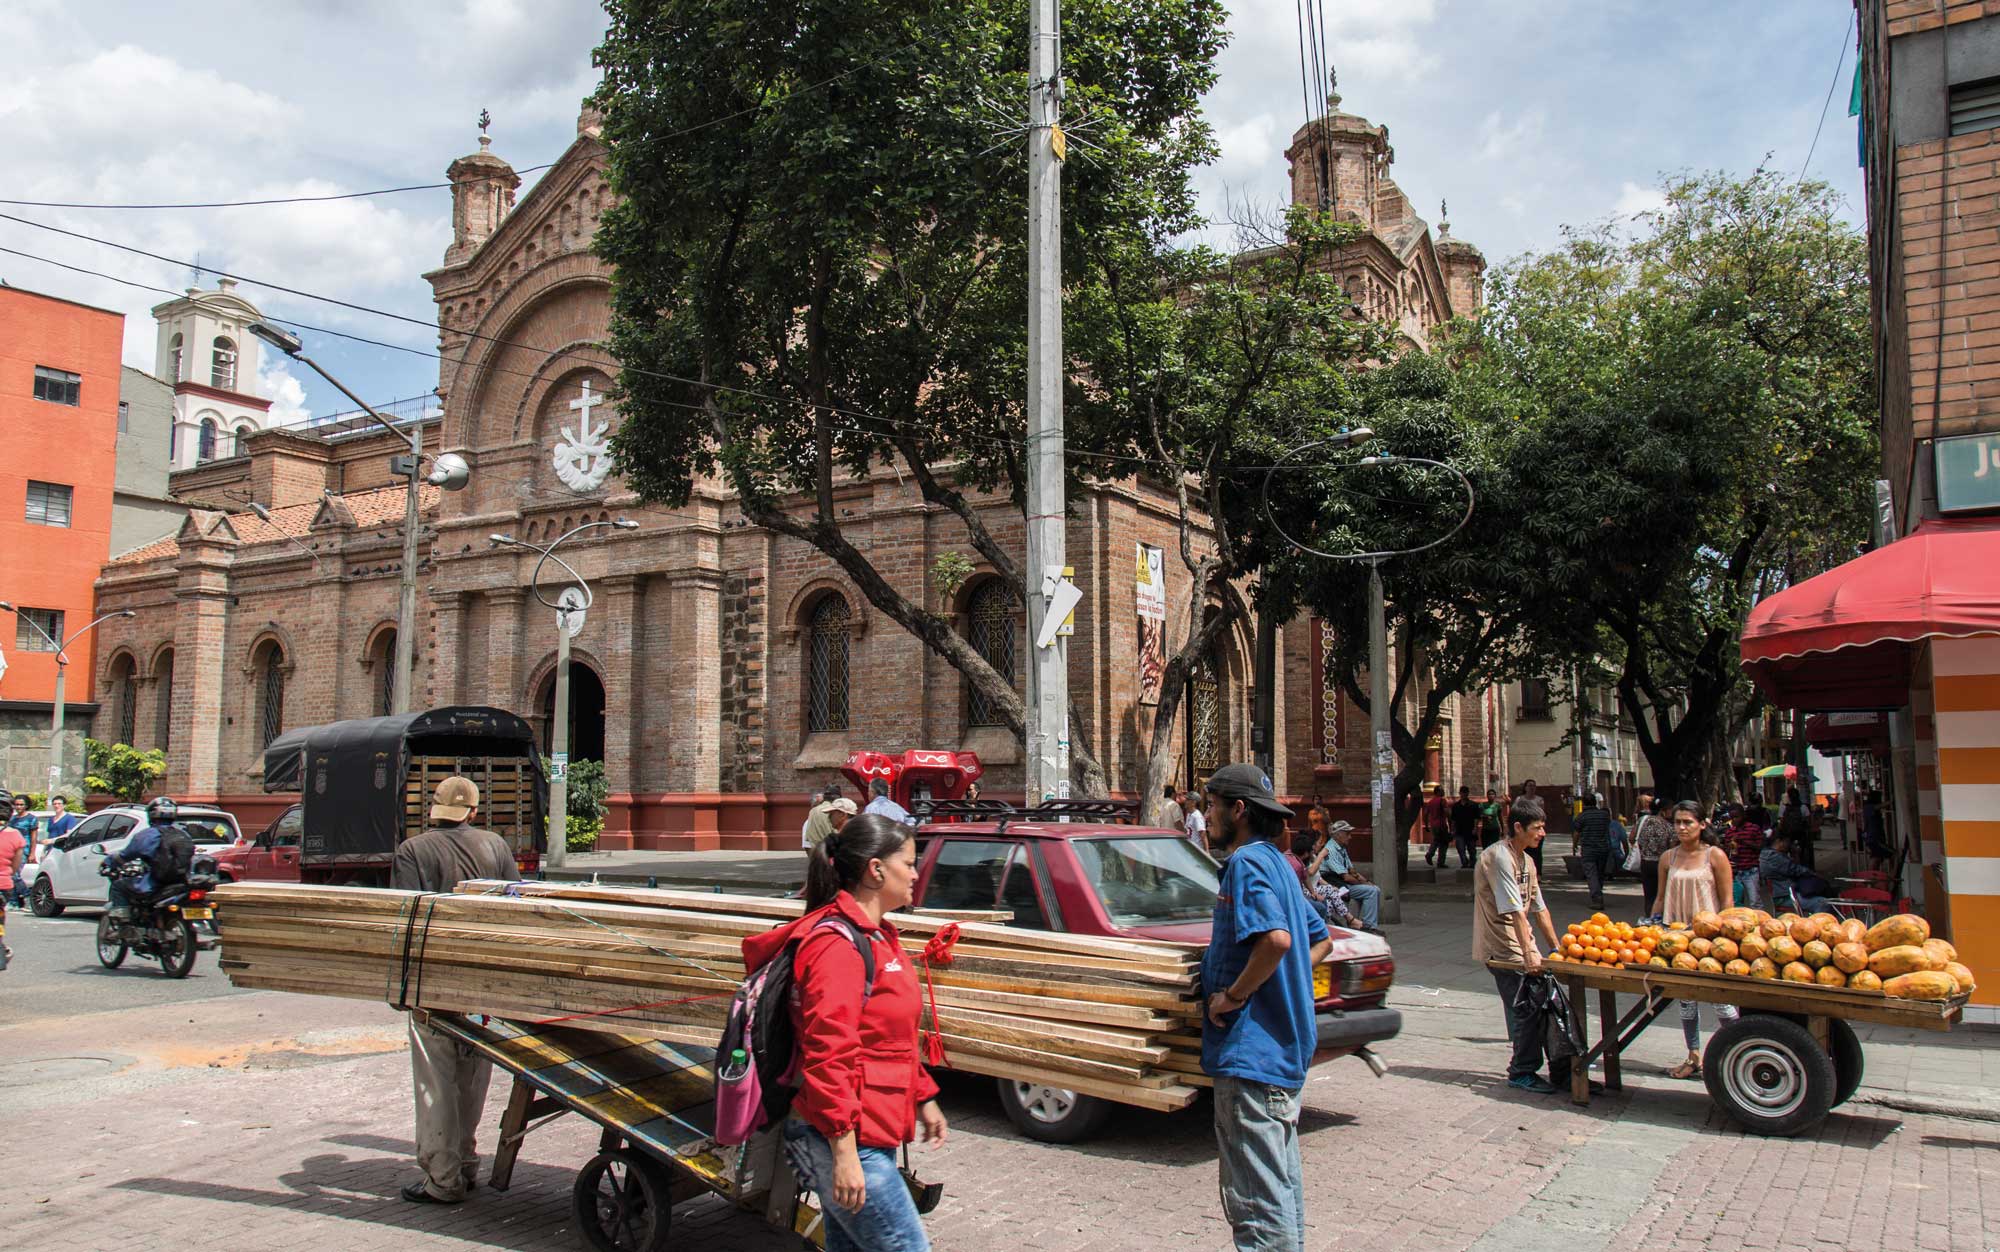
[1,904,247,1027]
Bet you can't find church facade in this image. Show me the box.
[90,93,1502,849]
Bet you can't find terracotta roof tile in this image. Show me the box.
[104,483,440,568]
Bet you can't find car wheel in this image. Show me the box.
[95,914,128,969]
[30,878,62,917]
[996,1077,1114,1143]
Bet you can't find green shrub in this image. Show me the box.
[85,739,165,802]
[566,814,602,852]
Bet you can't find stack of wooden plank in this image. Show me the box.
[213,879,1208,1111]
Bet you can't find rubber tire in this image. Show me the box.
[1703,1013,1836,1137]
[996,1077,1114,1144]
[30,878,62,917]
[95,914,128,969]
[1828,1017,1864,1108]
[157,915,197,979]
[571,1149,672,1252]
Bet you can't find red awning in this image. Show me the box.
[1742,516,2000,710]
[1804,712,1889,755]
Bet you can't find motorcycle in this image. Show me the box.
[95,857,218,979]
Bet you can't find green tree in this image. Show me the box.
[594,0,1225,796]
[1460,168,1876,801]
[84,738,167,802]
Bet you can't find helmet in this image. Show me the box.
[145,796,180,827]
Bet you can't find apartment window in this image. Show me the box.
[117,400,130,432]
[211,337,237,390]
[33,366,81,406]
[1519,677,1553,721]
[15,607,64,653]
[25,480,73,527]
[1951,78,2000,136]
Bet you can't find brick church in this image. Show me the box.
[91,87,1502,850]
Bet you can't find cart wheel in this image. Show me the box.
[571,1149,672,1252]
[1828,1018,1864,1108]
[1703,1014,1835,1137]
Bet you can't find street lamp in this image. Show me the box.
[0,603,137,801]
[1260,444,1474,926]
[248,321,471,714]
[489,518,639,868]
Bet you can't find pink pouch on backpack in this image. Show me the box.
[713,967,768,1146]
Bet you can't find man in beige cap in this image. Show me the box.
[392,775,520,1205]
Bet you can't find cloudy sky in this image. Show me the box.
[0,1,1862,425]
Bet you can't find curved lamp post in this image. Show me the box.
[0,604,137,800]
[1260,446,1475,925]
[490,518,638,869]
[248,321,471,714]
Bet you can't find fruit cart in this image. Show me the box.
[1538,958,1965,1137]
[425,1011,830,1252]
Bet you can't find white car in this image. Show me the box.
[28,805,240,916]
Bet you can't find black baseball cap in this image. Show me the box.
[1204,763,1293,819]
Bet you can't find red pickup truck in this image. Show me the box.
[910,811,1400,1142]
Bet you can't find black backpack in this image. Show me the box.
[715,913,875,1139]
[154,823,196,887]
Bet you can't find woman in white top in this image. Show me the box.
[1657,800,1738,1079]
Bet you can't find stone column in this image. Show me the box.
[172,530,237,803]
[484,587,529,710]
[595,574,645,847]
[428,589,470,707]
[665,569,724,796]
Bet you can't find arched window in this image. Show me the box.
[1186,652,1222,785]
[198,418,217,462]
[233,424,253,456]
[255,640,286,749]
[110,655,138,746]
[966,581,1016,727]
[168,333,183,382]
[371,629,398,717]
[154,650,175,750]
[211,336,237,390]
[806,595,850,733]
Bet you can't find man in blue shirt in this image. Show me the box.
[1199,763,1333,1252]
[861,778,912,826]
[1319,821,1382,930]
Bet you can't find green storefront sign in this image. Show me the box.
[1935,432,2000,514]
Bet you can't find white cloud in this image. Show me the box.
[1613,180,1670,219]
[258,355,312,428]
[1475,109,1546,163]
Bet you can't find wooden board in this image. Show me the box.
[1540,958,1963,1031]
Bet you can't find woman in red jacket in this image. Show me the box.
[744,812,947,1250]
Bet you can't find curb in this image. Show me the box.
[1850,1091,2000,1123]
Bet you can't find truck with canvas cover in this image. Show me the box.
[260,706,547,886]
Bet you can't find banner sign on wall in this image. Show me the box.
[1136,543,1167,706]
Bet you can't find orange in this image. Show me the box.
[1591,912,1610,925]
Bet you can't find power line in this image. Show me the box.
[1799,9,1856,184]
[0,168,557,211]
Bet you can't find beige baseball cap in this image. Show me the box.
[819,797,858,816]
[430,775,480,822]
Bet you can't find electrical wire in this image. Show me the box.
[1799,9,1857,183]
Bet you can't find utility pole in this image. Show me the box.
[1024,0,1069,803]
[1368,561,1400,924]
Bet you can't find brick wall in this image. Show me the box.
[1887,0,2000,37]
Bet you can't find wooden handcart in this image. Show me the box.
[428,1012,828,1252]
[1539,958,1965,1136]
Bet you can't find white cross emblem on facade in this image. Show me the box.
[552,377,613,493]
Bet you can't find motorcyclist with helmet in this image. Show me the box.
[105,797,195,922]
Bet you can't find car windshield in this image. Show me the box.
[178,816,239,844]
[1072,835,1220,927]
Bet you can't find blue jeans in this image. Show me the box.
[1343,883,1381,928]
[1211,1075,1305,1251]
[782,1117,930,1252]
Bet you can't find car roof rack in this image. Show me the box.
[911,796,1139,833]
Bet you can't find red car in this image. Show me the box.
[208,804,303,883]
[912,812,1399,1142]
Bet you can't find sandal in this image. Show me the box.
[1668,1058,1701,1081]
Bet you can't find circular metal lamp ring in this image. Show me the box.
[1260,442,1475,565]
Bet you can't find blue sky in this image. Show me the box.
[0,1,1863,425]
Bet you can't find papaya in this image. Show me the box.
[1710,937,1740,963]
[1837,918,1867,947]
[1738,934,1770,962]
[1759,918,1789,940]
[1809,912,1841,933]
[1867,945,1933,978]
[1946,961,1978,995]
[1922,938,1959,969]
[1724,958,1752,977]
[1789,917,1822,945]
[1647,956,1670,969]
[1883,970,1959,1001]
[1689,937,1714,959]
[1691,911,1722,939]
[1671,952,1700,971]
[1849,970,1883,992]
[1768,936,1803,966]
[1696,956,1724,974]
[1801,940,1833,969]
[1718,915,1752,943]
[1749,957,1779,980]
[1864,913,1930,953]
[1782,961,1815,983]
[1656,932,1690,959]
[1815,965,1848,988]
[1832,941,1868,974]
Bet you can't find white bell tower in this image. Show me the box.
[151,277,276,470]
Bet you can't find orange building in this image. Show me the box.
[0,285,124,798]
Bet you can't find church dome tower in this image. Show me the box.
[444,110,521,266]
[151,276,275,469]
[1284,72,1394,232]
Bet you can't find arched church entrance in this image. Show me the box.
[536,662,607,764]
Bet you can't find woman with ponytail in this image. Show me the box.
[739,812,947,1251]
